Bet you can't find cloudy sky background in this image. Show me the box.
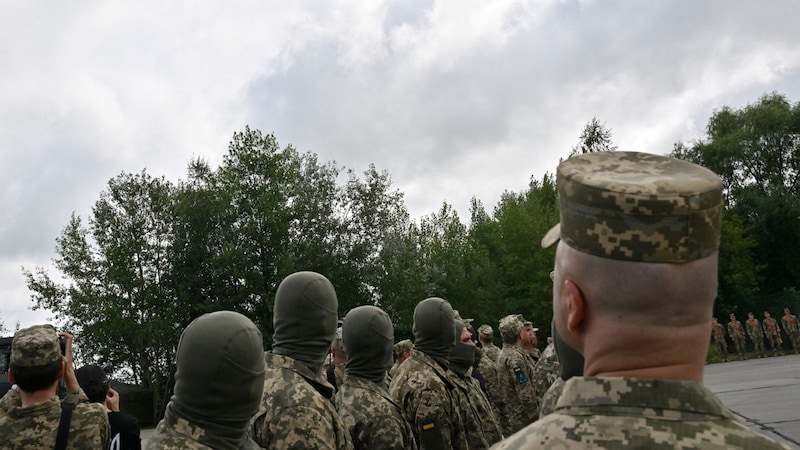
[2,0,800,331]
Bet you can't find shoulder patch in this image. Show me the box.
[514,366,528,384]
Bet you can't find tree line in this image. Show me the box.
[21,93,800,419]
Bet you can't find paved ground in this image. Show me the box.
[140,354,800,448]
[704,352,800,449]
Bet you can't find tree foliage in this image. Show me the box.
[569,117,618,157]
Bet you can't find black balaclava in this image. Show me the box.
[552,320,584,381]
[342,305,394,385]
[272,271,338,373]
[412,297,456,369]
[169,311,265,450]
[448,320,476,379]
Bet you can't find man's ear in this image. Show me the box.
[8,368,15,384]
[564,279,586,333]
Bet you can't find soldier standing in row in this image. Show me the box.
[531,336,559,406]
[495,314,539,436]
[745,312,766,358]
[389,339,414,380]
[711,318,729,362]
[782,307,800,354]
[763,311,783,356]
[728,313,748,360]
[336,305,416,450]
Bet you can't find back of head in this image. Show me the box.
[9,324,63,393]
[170,310,265,444]
[75,364,110,403]
[412,297,455,366]
[271,271,338,373]
[342,305,394,383]
[498,314,524,345]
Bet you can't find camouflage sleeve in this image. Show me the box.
[258,405,341,450]
[353,413,417,450]
[408,387,455,450]
[62,387,89,404]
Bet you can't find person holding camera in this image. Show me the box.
[0,324,110,449]
[76,364,141,450]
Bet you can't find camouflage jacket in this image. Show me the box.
[447,370,503,449]
[0,387,110,449]
[532,345,559,405]
[491,377,791,449]
[782,314,799,334]
[763,317,781,338]
[482,343,500,362]
[252,352,352,450]
[494,345,539,435]
[727,320,745,338]
[537,377,564,418]
[745,319,764,339]
[389,349,469,450]
[710,322,726,341]
[334,375,417,450]
[146,407,261,450]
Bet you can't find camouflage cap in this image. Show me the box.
[499,314,533,342]
[477,324,494,338]
[453,310,474,324]
[393,339,414,355]
[541,151,723,263]
[10,324,62,368]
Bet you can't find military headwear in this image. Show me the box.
[453,310,473,324]
[10,324,62,368]
[541,151,723,263]
[477,324,494,339]
[499,314,532,343]
[393,339,414,356]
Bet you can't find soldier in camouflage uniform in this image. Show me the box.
[531,336,559,406]
[493,151,790,449]
[762,311,783,356]
[147,311,265,449]
[389,297,469,450]
[494,314,539,435]
[745,312,767,358]
[252,271,352,450]
[335,305,416,450]
[782,307,800,354]
[448,320,503,449]
[711,317,729,362]
[728,313,748,360]
[389,339,414,380]
[477,325,500,362]
[0,325,110,449]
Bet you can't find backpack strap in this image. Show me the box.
[54,402,77,450]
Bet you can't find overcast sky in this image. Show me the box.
[2,0,799,331]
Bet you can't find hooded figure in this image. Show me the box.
[147,310,265,450]
[412,297,456,369]
[335,305,417,449]
[251,271,352,450]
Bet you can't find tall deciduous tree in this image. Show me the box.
[569,117,617,157]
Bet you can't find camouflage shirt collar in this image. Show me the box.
[266,352,335,399]
[410,348,451,380]
[342,375,397,407]
[557,377,734,419]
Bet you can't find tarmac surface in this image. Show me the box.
[140,353,800,448]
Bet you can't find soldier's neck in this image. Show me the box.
[19,384,58,407]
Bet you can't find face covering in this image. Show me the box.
[448,320,476,378]
[412,297,456,369]
[552,320,584,381]
[271,271,338,373]
[342,305,394,385]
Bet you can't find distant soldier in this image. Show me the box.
[532,336,559,405]
[335,305,417,450]
[711,318,729,362]
[782,307,800,354]
[389,339,414,380]
[327,328,346,391]
[448,320,503,449]
[389,297,468,450]
[476,325,501,412]
[477,325,500,362]
[745,312,766,358]
[0,326,110,449]
[252,271,352,449]
[728,313,747,360]
[495,314,539,435]
[762,311,782,356]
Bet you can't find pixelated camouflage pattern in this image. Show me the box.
[498,315,525,344]
[727,319,747,357]
[710,321,729,360]
[0,388,110,449]
[490,377,791,450]
[447,369,503,449]
[252,352,352,450]
[481,342,500,362]
[762,317,782,355]
[532,343,559,407]
[494,345,539,436]
[543,151,723,263]
[537,377,564,418]
[478,324,494,340]
[783,312,800,353]
[334,375,417,450]
[745,318,766,357]
[146,407,261,450]
[389,349,469,450]
[10,324,62,367]
[394,339,414,356]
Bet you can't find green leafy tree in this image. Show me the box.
[569,117,618,157]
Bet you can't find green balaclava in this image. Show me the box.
[412,297,456,369]
[448,320,476,379]
[271,271,338,373]
[169,311,265,450]
[342,305,394,385]
[552,320,584,381]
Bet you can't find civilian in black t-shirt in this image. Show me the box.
[76,364,141,450]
